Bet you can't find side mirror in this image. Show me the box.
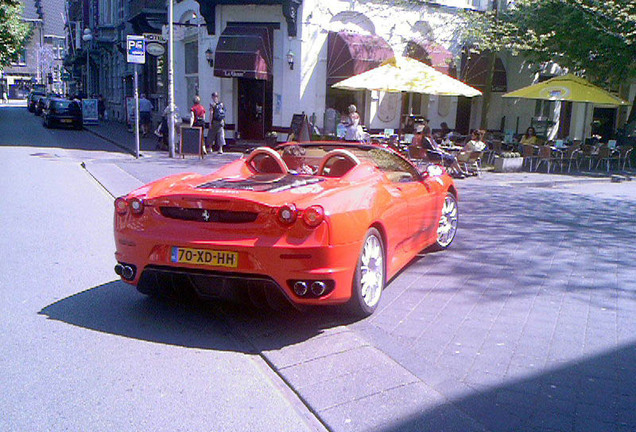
[421,164,444,178]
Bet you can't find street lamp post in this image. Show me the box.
[82,28,93,96]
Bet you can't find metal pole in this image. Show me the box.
[134,64,140,159]
[86,48,90,96]
[168,0,175,158]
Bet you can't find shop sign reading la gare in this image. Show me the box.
[223,70,246,77]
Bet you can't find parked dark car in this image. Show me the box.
[42,97,83,129]
[27,90,46,113]
[35,93,61,116]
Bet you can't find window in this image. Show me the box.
[184,40,199,108]
[14,50,26,66]
[100,0,113,25]
[367,148,420,182]
[184,40,198,75]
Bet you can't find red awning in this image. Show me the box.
[461,52,508,92]
[404,40,457,77]
[327,31,394,86]
[214,26,273,80]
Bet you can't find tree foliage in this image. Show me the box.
[0,0,32,69]
[460,0,636,86]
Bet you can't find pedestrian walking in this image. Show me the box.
[97,94,106,120]
[190,96,206,154]
[208,92,226,154]
[139,93,153,136]
[190,95,206,128]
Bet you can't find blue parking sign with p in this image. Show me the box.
[127,35,145,64]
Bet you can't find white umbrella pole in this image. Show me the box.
[582,102,590,144]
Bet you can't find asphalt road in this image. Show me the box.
[0,105,322,432]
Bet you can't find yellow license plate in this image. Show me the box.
[61,119,72,123]
[171,247,238,268]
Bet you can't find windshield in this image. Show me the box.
[276,143,421,181]
[52,100,80,111]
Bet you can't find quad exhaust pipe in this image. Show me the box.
[291,280,331,298]
[115,263,135,281]
[311,281,327,297]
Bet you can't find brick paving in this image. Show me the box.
[82,120,636,432]
[346,182,636,431]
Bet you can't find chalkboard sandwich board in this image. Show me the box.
[180,126,204,158]
[289,113,311,142]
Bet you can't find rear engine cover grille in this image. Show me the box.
[159,207,258,223]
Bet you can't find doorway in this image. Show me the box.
[592,107,617,141]
[455,96,472,135]
[237,78,272,140]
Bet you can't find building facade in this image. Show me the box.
[64,0,167,122]
[172,0,495,141]
[1,0,66,98]
[61,0,631,142]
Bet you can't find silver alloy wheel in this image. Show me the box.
[437,194,458,248]
[359,234,384,308]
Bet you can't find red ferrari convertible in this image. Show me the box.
[114,142,458,316]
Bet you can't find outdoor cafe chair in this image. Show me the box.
[461,151,483,177]
[485,140,503,165]
[619,146,633,170]
[408,143,427,161]
[521,144,538,171]
[594,144,620,173]
[559,143,582,173]
[578,144,596,171]
[535,145,559,173]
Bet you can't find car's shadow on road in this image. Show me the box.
[39,280,358,354]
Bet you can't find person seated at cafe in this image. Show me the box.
[520,126,540,146]
[403,116,416,134]
[403,115,428,135]
[434,122,453,142]
[282,145,315,175]
[458,129,487,163]
[457,130,487,176]
[413,125,469,178]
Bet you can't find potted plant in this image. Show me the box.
[265,131,278,146]
[494,151,523,172]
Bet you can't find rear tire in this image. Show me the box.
[348,228,385,317]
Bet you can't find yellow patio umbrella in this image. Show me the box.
[502,74,628,106]
[503,74,628,141]
[332,56,482,97]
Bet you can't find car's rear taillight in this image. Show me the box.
[115,197,128,215]
[302,205,324,228]
[277,204,297,225]
[129,198,144,215]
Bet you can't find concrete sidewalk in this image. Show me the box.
[83,119,162,156]
[84,118,259,158]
